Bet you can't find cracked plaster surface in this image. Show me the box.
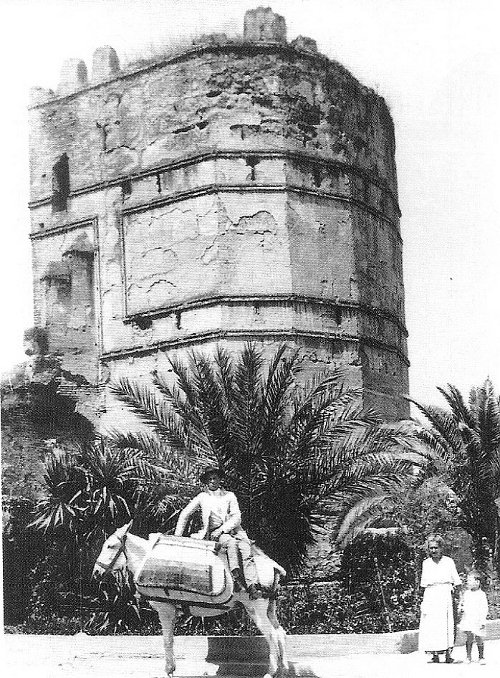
[29,38,408,419]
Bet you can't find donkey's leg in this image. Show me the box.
[267,597,289,671]
[151,601,177,677]
[244,598,280,678]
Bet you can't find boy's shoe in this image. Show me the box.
[445,656,455,664]
[479,659,486,665]
[247,583,262,600]
[431,655,440,663]
[466,657,472,664]
[231,568,244,592]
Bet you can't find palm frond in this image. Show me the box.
[335,495,391,548]
[437,384,476,428]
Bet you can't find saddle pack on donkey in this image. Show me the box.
[135,534,284,607]
[135,534,232,606]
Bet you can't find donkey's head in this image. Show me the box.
[92,521,132,578]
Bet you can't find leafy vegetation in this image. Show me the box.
[8,346,498,635]
[411,379,500,571]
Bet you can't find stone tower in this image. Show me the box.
[28,7,409,421]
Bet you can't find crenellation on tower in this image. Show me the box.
[28,6,410,422]
[57,58,88,95]
[243,7,287,43]
[91,46,121,83]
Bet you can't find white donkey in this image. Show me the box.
[93,523,289,678]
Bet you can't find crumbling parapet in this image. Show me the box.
[29,87,55,106]
[291,35,318,53]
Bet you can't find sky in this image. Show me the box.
[0,0,498,409]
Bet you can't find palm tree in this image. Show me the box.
[411,379,500,570]
[28,439,170,630]
[108,342,419,575]
[31,440,152,543]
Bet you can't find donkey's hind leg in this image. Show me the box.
[244,598,281,678]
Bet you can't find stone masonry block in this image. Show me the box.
[92,46,120,82]
[243,7,287,43]
[57,58,88,95]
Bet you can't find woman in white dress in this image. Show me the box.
[418,535,462,663]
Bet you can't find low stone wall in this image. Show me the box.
[205,618,500,658]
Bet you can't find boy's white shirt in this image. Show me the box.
[175,489,242,538]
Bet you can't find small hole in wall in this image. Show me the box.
[121,179,132,197]
[312,168,322,188]
[245,156,259,181]
[175,311,182,329]
[133,317,152,330]
[39,223,45,230]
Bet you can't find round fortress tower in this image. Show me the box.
[28,7,409,420]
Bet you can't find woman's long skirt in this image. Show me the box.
[419,583,455,653]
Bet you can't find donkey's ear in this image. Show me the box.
[115,520,133,536]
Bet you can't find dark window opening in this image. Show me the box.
[175,311,182,330]
[335,307,342,325]
[52,153,70,212]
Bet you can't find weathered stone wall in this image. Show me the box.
[28,7,409,421]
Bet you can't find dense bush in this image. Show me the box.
[5,577,421,636]
[2,497,46,624]
[339,532,420,632]
[278,581,419,634]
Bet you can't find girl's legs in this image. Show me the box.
[465,632,474,662]
[476,634,485,663]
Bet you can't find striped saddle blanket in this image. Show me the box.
[135,534,233,606]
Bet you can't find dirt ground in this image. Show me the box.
[2,633,500,678]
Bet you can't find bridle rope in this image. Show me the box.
[96,533,127,574]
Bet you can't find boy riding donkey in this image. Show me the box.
[175,466,262,600]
